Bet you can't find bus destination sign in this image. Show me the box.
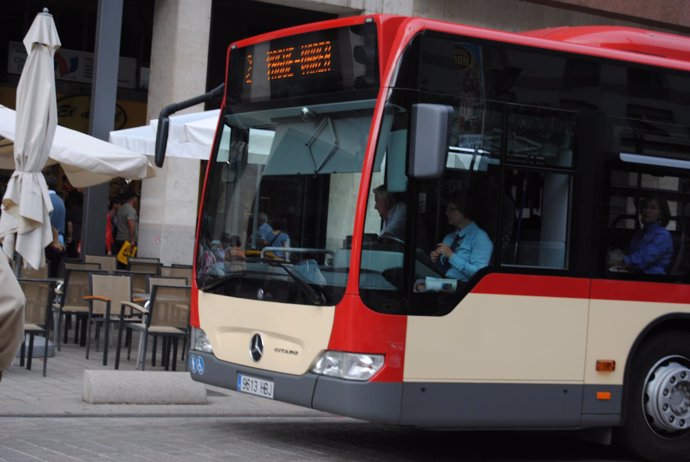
[230,22,378,102]
[262,40,334,82]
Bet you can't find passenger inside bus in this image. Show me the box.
[253,212,274,248]
[263,216,290,260]
[223,234,246,273]
[199,232,246,276]
[608,195,674,274]
[372,185,406,242]
[202,239,226,277]
[415,191,493,292]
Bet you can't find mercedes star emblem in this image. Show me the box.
[250,333,264,362]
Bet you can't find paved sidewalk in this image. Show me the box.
[0,336,327,418]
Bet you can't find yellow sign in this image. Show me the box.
[454,46,473,70]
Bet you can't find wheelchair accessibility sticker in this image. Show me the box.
[189,355,205,375]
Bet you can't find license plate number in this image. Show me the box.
[237,373,274,399]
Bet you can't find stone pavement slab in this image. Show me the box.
[0,340,328,418]
[82,370,207,404]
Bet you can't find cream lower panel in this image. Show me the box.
[404,293,589,382]
[198,291,335,375]
[585,299,690,385]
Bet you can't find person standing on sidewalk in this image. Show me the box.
[45,176,66,278]
[63,180,83,259]
[114,192,139,269]
[0,247,25,381]
[105,196,121,256]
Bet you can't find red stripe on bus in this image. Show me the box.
[591,279,690,304]
[473,273,690,304]
[328,294,407,383]
[472,273,590,298]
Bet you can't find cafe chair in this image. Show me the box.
[18,264,49,279]
[115,256,159,294]
[128,258,161,277]
[84,254,117,272]
[83,272,136,367]
[54,263,101,350]
[18,278,56,377]
[160,265,192,282]
[147,276,188,292]
[130,257,160,263]
[117,285,191,371]
[113,275,189,366]
[145,276,189,366]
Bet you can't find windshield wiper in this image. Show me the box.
[201,259,329,306]
[305,116,339,175]
[261,258,328,306]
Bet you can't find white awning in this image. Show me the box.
[109,109,220,160]
[0,104,155,188]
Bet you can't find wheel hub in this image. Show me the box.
[645,359,690,433]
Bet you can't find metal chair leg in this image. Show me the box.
[19,340,26,367]
[43,319,50,377]
[85,315,93,360]
[172,337,178,371]
[26,334,35,371]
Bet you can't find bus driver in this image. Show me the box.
[417,191,493,292]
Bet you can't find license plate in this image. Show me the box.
[237,373,274,399]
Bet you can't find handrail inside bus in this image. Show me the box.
[620,152,690,170]
[259,247,335,260]
[154,83,225,168]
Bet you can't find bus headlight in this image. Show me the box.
[190,327,213,353]
[311,351,384,381]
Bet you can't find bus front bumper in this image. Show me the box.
[187,349,403,423]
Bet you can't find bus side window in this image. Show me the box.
[501,170,570,269]
[606,169,690,279]
[498,107,576,270]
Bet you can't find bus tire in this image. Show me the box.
[614,330,690,462]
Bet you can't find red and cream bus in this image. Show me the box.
[157,15,690,462]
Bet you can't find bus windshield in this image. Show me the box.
[196,99,375,305]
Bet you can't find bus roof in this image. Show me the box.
[400,16,690,73]
[521,26,690,64]
[227,15,690,82]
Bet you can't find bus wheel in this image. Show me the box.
[615,331,690,462]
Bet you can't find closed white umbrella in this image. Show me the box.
[0,9,61,269]
[0,105,156,187]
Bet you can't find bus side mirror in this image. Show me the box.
[408,104,454,179]
[153,83,225,168]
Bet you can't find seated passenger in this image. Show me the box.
[223,234,246,273]
[202,239,226,277]
[418,192,493,291]
[264,217,290,260]
[254,212,274,247]
[373,185,406,241]
[608,196,673,274]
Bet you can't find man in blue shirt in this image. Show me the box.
[255,212,274,247]
[430,192,493,283]
[45,175,66,277]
